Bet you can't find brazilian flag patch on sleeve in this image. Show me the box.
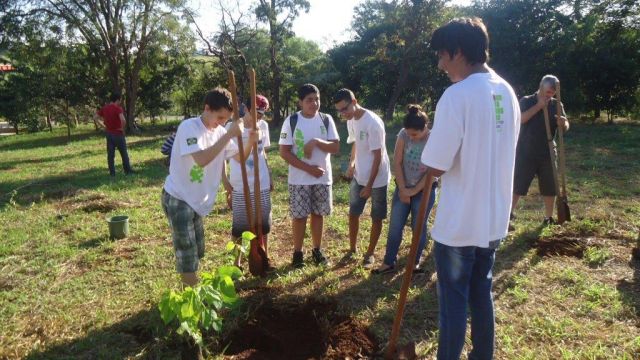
[187,137,197,146]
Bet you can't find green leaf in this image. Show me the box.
[219,276,238,303]
[241,231,256,242]
[225,241,236,252]
[158,292,176,324]
[218,265,243,280]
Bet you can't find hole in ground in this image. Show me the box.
[223,297,378,359]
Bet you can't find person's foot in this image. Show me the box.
[362,253,375,267]
[312,248,330,266]
[125,170,136,176]
[542,217,555,226]
[371,264,395,275]
[292,250,304,268]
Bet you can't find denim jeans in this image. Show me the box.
[434,241,496,360]
[106,133,132,176]
[382,184,436,266]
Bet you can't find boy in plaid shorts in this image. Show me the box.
[162,87,257,286]
[279,84,340,268]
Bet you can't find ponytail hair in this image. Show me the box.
[404,104,429,130]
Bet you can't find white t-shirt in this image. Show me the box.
[164,117,238,217]
[226,119,271,192]
[421,70,521,248]
[278,111,339,185]
[347,110,390,188]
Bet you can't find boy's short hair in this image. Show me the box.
[110,92,122,102]
[539,74,559,91]
[404,104,429,130]
[298,83,320,101]
[204,87,233,111]
[333,88,355,104]
[430,17,489,65]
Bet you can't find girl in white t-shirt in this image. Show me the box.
[222,96,274,271]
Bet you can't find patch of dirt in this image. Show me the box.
[223,296,378,359]
[535,236,603,258]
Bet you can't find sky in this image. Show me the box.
[193,0,473,51]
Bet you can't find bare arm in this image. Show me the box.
[393,137,407,190]
[191,132,236,167]
[279,144,314,172]
[426,166,445,178]
[119,113,127,134]
[365,149,381,189]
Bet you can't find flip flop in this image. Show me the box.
[371,265,395,275]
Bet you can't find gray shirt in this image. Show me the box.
[397,128,428,188]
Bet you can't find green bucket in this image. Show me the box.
[108,215,129,239]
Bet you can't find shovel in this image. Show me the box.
[247,68,269,277]
[228,70,259,273]
[385,174,435,360]
[555,82,571,223]
[541,83,567,224]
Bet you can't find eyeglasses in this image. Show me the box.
[337,103,352,113]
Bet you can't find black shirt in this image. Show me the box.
[516,94,565,158]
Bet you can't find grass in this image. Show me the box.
[0,119,639,359]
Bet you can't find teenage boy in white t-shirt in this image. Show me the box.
[222,95,274,270]
[279,84,340,268]
[420,18,520,359]
[333,88,390,266]
[162,87,258,287]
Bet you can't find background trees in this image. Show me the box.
[0,0,638,133]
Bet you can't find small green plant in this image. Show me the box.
[225,231,253,264]
[158,265,243,345]
[583,246,611,267]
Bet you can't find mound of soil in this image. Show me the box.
[223,298,378,359]
[535,236,587,258]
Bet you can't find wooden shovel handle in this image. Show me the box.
[385,174,434,359]
[249,69,263,236]
[228,70,254,230]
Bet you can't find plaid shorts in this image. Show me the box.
[231,189,272,237]
[288,184,332,219]
[161,189,204,273]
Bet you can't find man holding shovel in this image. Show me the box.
[421,18,520,359]
[511,75,569,229]
[161,87,257,287]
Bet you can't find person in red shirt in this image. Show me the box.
[96,92,133,176]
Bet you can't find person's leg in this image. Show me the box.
[512,152,536,215]
[348,179,366,253]
[468,247,497,360]
[106,134,116,176]
[261,189,273,258]
[511,194,521,213]
[310,213,323,249]
[410,185,437,266]
[231,190,251,267]
[292,217,307,252]
[382,188,410,268]
[289,184,311,266]
[367,184,387,253]
[538,156,558,220]
[434,241,476,360]
[114,134,133,173]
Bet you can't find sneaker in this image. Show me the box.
[362,253,375,266]
[312,248,329,266]
[371,264,395,275]
[292,251,304,268]
[542,217,555,226]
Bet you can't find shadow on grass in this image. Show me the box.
[617,248,640,319]
[23,309,177,360]
[0,157,167,209]
[0,131,100,152]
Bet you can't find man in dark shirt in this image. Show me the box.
[96,92,133,177]
[511,75,569,228]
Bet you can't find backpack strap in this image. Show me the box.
[289,113,299,134]
[319,112,330,137]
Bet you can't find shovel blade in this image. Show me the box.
[248,235,267,277]
[556,196,570,224]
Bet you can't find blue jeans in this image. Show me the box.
[434,241,496,360]
[382,184,436,266]
[106,133,132,176]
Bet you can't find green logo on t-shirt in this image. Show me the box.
[493,94,504,132]
[294,128,305,159]
[190,164,204,183]
[187,137,197,146]
[359,130,366,140]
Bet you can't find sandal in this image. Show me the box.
[371,265,395,275]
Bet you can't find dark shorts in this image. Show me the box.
[231,189,272,237]
[349,179,388,220]
[513,152,557,196]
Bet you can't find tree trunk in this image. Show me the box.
[384,60,411,121]
[267,3,283,127]
[46,109,53,132]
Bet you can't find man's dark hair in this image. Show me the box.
[204,87,233,111]
[298,83,320,101]
[333,88,355,104]
[430,17,489,65]
[110,92,122,102]
[404,104,429,130]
